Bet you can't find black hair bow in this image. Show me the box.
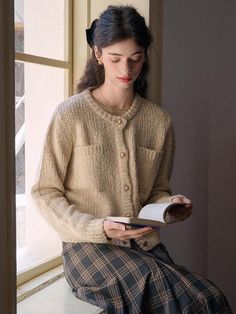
[86,19,98,48]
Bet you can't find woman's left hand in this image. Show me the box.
[169,194,193,219]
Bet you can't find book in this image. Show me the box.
[106,202,190,229]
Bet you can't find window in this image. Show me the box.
[14,0,149,283]
[15,0,72,276]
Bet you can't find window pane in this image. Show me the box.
[15,61,69,273]
[15,0,69,61]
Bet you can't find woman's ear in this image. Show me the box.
[94,45,102,60]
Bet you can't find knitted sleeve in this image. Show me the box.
[143,120,176,205]
[31,108,109,243]
[135,121,176,251]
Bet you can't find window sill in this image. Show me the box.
[17,264,64,302]
[17,265,104,314]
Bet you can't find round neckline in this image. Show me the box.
[95,99,131,111]
[91,89,133,110]
[83,87,141,123]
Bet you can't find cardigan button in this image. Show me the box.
[143,241,148,247]
[124,184,130,191]
[120,152,126,158]
[115,118,123,125]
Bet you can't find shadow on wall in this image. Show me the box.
[155,0,236,312]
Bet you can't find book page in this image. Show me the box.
[106,202,189,227]
[138,203,172,222]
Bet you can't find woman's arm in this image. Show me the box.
[31,108,109,243]
[135,119,193,250]
[143,121,176,205]
[143,121,193,220]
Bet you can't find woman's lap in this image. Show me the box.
[62,241,232,314]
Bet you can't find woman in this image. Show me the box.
[31,5,232,314]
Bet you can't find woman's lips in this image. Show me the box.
[117,77,132,83]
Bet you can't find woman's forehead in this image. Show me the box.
[102,38,144,55]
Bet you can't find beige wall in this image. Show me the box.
[90,0,149,23]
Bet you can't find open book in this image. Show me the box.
[106,202,190,229]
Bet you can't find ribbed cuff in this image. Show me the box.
[134,230,161,251]
[85,218,112,243]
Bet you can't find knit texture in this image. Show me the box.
[31,88,176,251]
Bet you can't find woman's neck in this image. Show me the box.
[92,83,134,109]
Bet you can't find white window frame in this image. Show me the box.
[15,0,73,286]
[0,0,153,309]
[15,0,154,288]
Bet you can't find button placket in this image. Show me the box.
[114,118,127,129]
[115,120,134,216]
[143,240,148,247]
[120,151,127,158]
[124,184,130,192]
[116,118,123,125]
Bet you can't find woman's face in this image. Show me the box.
[95,38,145,90]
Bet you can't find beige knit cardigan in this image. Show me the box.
[31,88,176,251]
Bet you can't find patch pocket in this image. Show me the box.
[66,144,109,191]
[136,146,163,203]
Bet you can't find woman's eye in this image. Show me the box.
[110,58,141,63]
[130,58,141,63]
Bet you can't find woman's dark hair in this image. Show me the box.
[76,5,153,98]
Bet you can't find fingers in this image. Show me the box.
[175,197,184,202]
[119,226,152,237]
[169,202,193,220]
[118,227,153,240]
[171,195,193,207]
[126,226,153,236]
[103,220,154,241]
[104,220,152,234]
[104,220,126,231]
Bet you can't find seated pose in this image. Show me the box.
[31,5,232,314]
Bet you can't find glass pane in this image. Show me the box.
[15,0,69,61]
[15,61,69,273]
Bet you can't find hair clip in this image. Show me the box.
[86,19,98,48]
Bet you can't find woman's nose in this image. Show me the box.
[121,60,132,76]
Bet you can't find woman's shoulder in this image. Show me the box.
[46,89,91,130]
[138,95,173,126]
[54,89,89,115]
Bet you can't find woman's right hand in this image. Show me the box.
[103,219,153,241]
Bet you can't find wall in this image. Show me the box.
[207,1,236,310]
[158,1,236,311]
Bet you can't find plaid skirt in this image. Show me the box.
[62,241,232,314]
